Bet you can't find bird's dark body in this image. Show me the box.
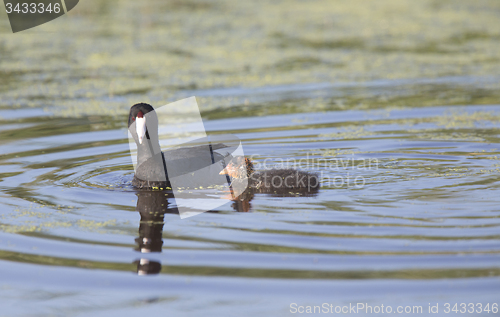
[131,144,230,190]
[248,169,320,192]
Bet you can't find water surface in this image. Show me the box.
[1,0,500,315]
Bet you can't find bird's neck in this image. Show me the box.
[137,138,162,166]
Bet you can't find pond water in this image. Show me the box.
[1,0,500,316]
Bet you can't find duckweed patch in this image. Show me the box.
[1,0,500,117]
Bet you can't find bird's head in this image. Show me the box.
[129,103,155,145]
[219,156,254,179]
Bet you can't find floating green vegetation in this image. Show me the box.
[201,83,500,121]
[1,0,500,118]
[320,127,374,140]
[318,149,362,158]
[0,221,72,234]
[0,206,119,234]
[397,110,500,142]
[76,219,118,230]
[410,132,484,142]
[435,110,500,129]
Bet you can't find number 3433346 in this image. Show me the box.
[5,2,61,14]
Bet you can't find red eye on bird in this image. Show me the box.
[133,111,144,121]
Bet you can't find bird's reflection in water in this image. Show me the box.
[227,185,320,212]
[134,191,177,275]
[133,186,319,275]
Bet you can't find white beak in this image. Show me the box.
[136,117,146,144]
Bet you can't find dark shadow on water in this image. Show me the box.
[133,191,177,275]
[132,186,319,275]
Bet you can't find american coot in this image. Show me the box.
[220,156,320,193]
[128,103,230,190]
